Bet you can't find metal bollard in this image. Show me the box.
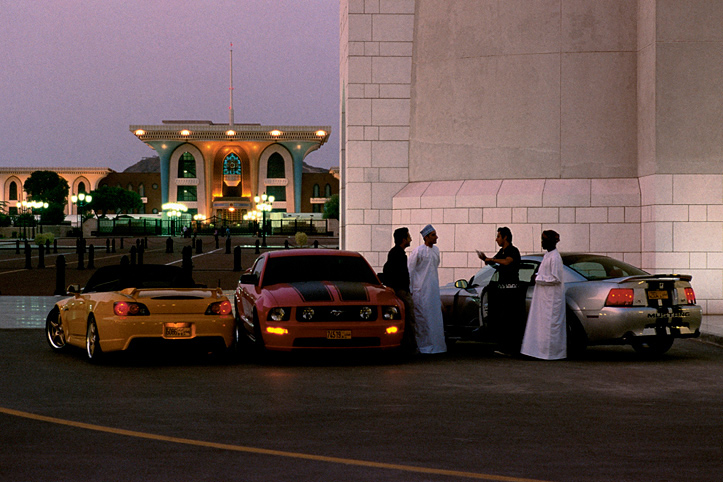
[196,238,203,254]
[284,240,289,249]
[53,239,58,254]
[225,236,231,254]
[166,237,173,253]
[106,238,111,253]
[112,238,116,253]
[54,255,66,296]
[182,246,193,274]
[137,243,144,265]
[87,245,95,269]
[314,240,319,248]
[38,244,45,269]
[234,246,242,271]
[15,239,20,255]
[255,239,260,254]
[130,245,137,265]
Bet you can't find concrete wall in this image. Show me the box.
[340,0,723,313]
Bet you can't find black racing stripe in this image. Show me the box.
[290,281,333,302]
[334,281,369,302]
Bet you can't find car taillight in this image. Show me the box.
[114,301,149,316]
[206,300,232,316]
[605,288,634,306]
[684,287,696,305]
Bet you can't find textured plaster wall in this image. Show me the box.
[409,0,638,181]
[340,0,723,313]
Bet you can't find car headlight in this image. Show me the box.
[301,307,315,321]
[268,307,290,321]
[359,306,373,320]
[382,306,401,320]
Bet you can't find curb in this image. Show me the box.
[699,332,723,347]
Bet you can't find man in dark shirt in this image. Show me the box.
[383,227,416,351]
[476,227,525,355]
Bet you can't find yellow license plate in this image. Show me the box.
[327,330,351,340]
[648,290,668,300]
[164,323,193,338]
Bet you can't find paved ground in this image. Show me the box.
[2,235,722,481]
[1,331,722,482]
[0,234,338,296]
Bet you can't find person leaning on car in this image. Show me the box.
[476,226,526,355]
[383,227,417,352]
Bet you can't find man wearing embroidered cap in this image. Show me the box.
[407,224,447,354]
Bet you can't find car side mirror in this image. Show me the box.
[454,279,469,289]
[240,273,259,285]
[67,284,81,295]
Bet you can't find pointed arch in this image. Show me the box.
[169,144,206,215]
[258,144,294,212]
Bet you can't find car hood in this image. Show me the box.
[263,281,395,305]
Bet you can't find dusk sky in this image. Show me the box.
[0,0,340,171]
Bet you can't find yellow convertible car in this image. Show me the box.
[45,264,235,361]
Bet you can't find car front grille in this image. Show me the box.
[295,306,378,322]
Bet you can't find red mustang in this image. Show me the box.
[234,249,405,351]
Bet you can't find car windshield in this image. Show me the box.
[562,254,648,281]
[83,265,195,293]
[262,255,379,286]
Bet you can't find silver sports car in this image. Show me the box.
[440,253,702,356]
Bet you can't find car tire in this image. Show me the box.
[252,310,266,351]
[85,316,103,362]
[45,308,67,352]
[566,310,587,358]
[632,336,674,357]
[479,287,490,327]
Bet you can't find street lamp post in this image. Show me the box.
[168,210,182,236]
[162,203,188,237]
[71,193,93,239]
[253,193,274,247]
[193,214,206,234]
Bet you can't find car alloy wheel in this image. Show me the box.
[45,309,67,351]
[85,317,103,362]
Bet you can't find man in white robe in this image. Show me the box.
[408,224,447,354]
[521,230,566,360]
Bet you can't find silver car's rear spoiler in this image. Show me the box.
[617,274,692,283]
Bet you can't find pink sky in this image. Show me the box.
[0,0,339,171]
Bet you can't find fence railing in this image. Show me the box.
[95,217,332,237]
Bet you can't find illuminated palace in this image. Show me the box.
[129,121,332,222]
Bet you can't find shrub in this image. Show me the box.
[295,231,308,247]
[34,233,55,246]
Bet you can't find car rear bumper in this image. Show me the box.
[578,305,702,344]
[97,314,235,352]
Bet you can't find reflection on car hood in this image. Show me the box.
[264,281,393,304]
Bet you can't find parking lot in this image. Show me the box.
[1,329,722,482]
[1,235,723,481]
